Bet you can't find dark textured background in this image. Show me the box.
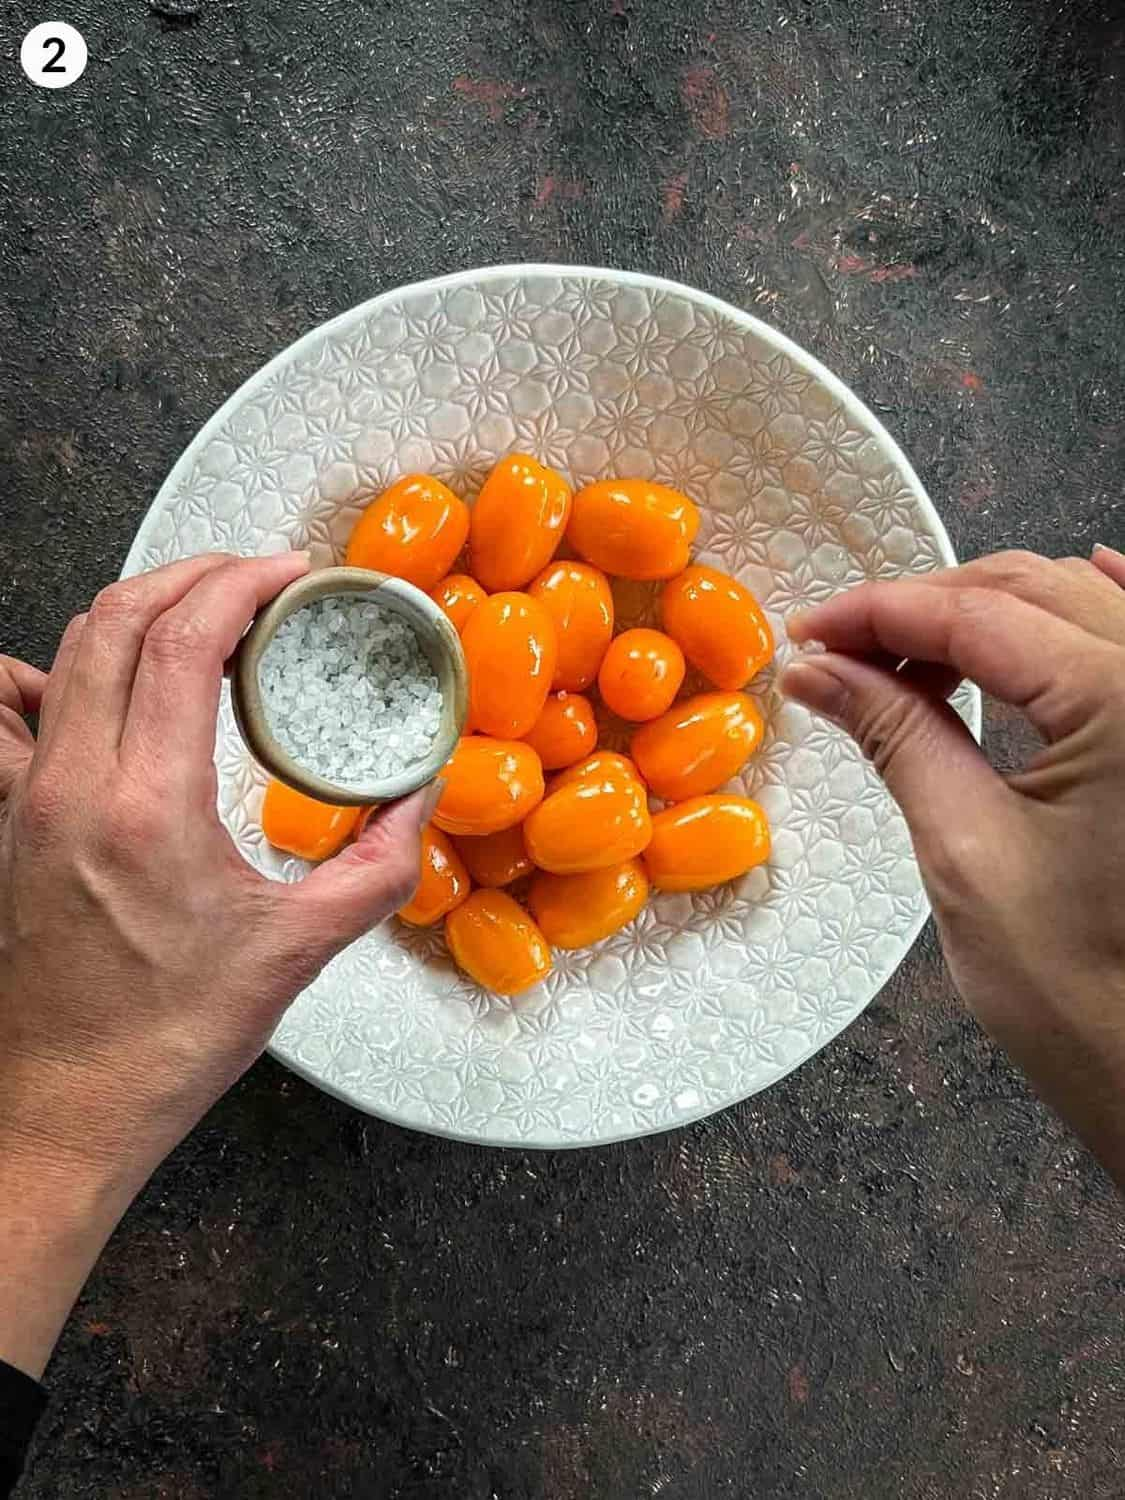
[3,1,1125,1495]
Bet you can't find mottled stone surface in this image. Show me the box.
[1,0,1123,1494]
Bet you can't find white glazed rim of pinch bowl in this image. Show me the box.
[231,567,468,807]
[123,265,981,1150]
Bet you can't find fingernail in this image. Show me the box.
[795,637,827,656]
[1092,542,1123,558]
[419,776,446,826]
[778,660,850,721]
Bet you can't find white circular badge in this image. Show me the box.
[21,22,88,89]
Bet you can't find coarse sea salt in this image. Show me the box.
[259,595,442,789]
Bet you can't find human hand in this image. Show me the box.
[781,545,1125,1184]
[0,554,433,1376]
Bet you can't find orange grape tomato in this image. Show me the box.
[528,859,650,949]
[469,453,573,591]
[566,479,700,580]
[453,824,534,888]
[528,561,614,691]
[644,794,770,891]
[548,749,643,795]
[522,692,598,770]
[461,591,558,739]
[428,572,486,635]
[433,735,544,836]
[344,474,469,591]
[631,691,765,802]
[523,774,652,874]
[597,628,686,721]
[661,565,774,689]
[261,779,363,861]
[397,825,471,927]
[445,889,552,996]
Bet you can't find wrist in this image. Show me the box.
[0,1038,196,1200]
[968,961,1125,1188]
[0,1145,132,1380]
[0,1099,143,1380]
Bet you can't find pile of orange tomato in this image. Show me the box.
[262,454,774,996]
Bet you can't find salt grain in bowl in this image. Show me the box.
[258,595,442,790]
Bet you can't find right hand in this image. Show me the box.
[781,546,1125,1185]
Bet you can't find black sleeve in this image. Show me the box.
[0,1359,46,1497]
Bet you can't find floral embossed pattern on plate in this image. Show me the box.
[124,266,980,1148]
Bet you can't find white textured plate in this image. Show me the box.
[124,265,979,1148]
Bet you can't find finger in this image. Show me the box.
[35,615,87,748]
[1092,543,1125,591]
[779,652,1009,861]
[0,709,35,799]
[0,717,35,798]
[787,580,1116,742]
[0,658,47,718]
[965,551,1125,646]
[53,554,239,756]
[121,553,310,781]
[847,550,1125,649]
[1,659,51,799]
[277,783,439,957]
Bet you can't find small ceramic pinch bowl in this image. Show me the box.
[231,566,468,807]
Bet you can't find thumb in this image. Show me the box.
[281,780,442,956]
[779,652,1004,853]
